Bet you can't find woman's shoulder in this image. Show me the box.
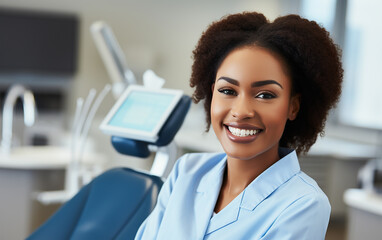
[176,152,226,175]
[283,170,330,208]
[294,172,327,196]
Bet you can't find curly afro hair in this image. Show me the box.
[190,12,343,155]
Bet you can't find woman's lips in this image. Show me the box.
[224,125,262,143]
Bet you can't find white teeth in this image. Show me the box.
[228,126,260,137]
[240,129,245,137]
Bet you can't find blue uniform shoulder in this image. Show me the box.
[282,171,331,211]
[176,152,226,175]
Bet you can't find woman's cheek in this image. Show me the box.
[211,97,228,128]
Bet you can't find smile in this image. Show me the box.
[228,126,261,137]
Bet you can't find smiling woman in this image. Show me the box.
[211,46,298,160]
[135,12,343,240]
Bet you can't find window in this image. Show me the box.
[301,0,382,131]
[300,0,337,31]
[338,0,382,129]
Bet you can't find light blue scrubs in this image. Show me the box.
[135,148,331,240]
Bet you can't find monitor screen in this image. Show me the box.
[0,8,78,75]
[100,85,183,142]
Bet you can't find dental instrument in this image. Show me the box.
[37,85,110,204]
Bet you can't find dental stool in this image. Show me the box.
[27,95,191,240]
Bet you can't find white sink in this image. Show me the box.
[0,146,104,169]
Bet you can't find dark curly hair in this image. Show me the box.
[190,12,343,155]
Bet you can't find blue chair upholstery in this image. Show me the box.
[27,168,163,240]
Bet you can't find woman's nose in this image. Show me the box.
[230,96,255,119]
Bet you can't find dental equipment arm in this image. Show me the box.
[90,21,136,98]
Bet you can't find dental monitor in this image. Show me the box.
[100,85,183,142]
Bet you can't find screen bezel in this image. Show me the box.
[100,85,183,142]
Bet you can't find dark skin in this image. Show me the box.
[210,46,300,213]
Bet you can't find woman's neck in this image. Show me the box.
[214,148,280,213]
[225,151,279,194]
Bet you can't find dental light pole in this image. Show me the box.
[90,21,137,98]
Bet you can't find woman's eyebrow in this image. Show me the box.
[217,76,239,86]
[217,77,283,89]
[251,80,283,89]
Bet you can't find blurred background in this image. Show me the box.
[0,0,382,239]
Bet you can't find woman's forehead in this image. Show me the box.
[215,46,291,88]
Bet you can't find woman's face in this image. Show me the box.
[211,46,300,162]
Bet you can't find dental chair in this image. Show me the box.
[27,95,191,240]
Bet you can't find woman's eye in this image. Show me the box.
[218,89,237,96]
[256,92,276,99]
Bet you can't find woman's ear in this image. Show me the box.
[211,83,215,93]
[288,94,301,121]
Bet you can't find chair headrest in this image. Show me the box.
[111,95,191,158]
